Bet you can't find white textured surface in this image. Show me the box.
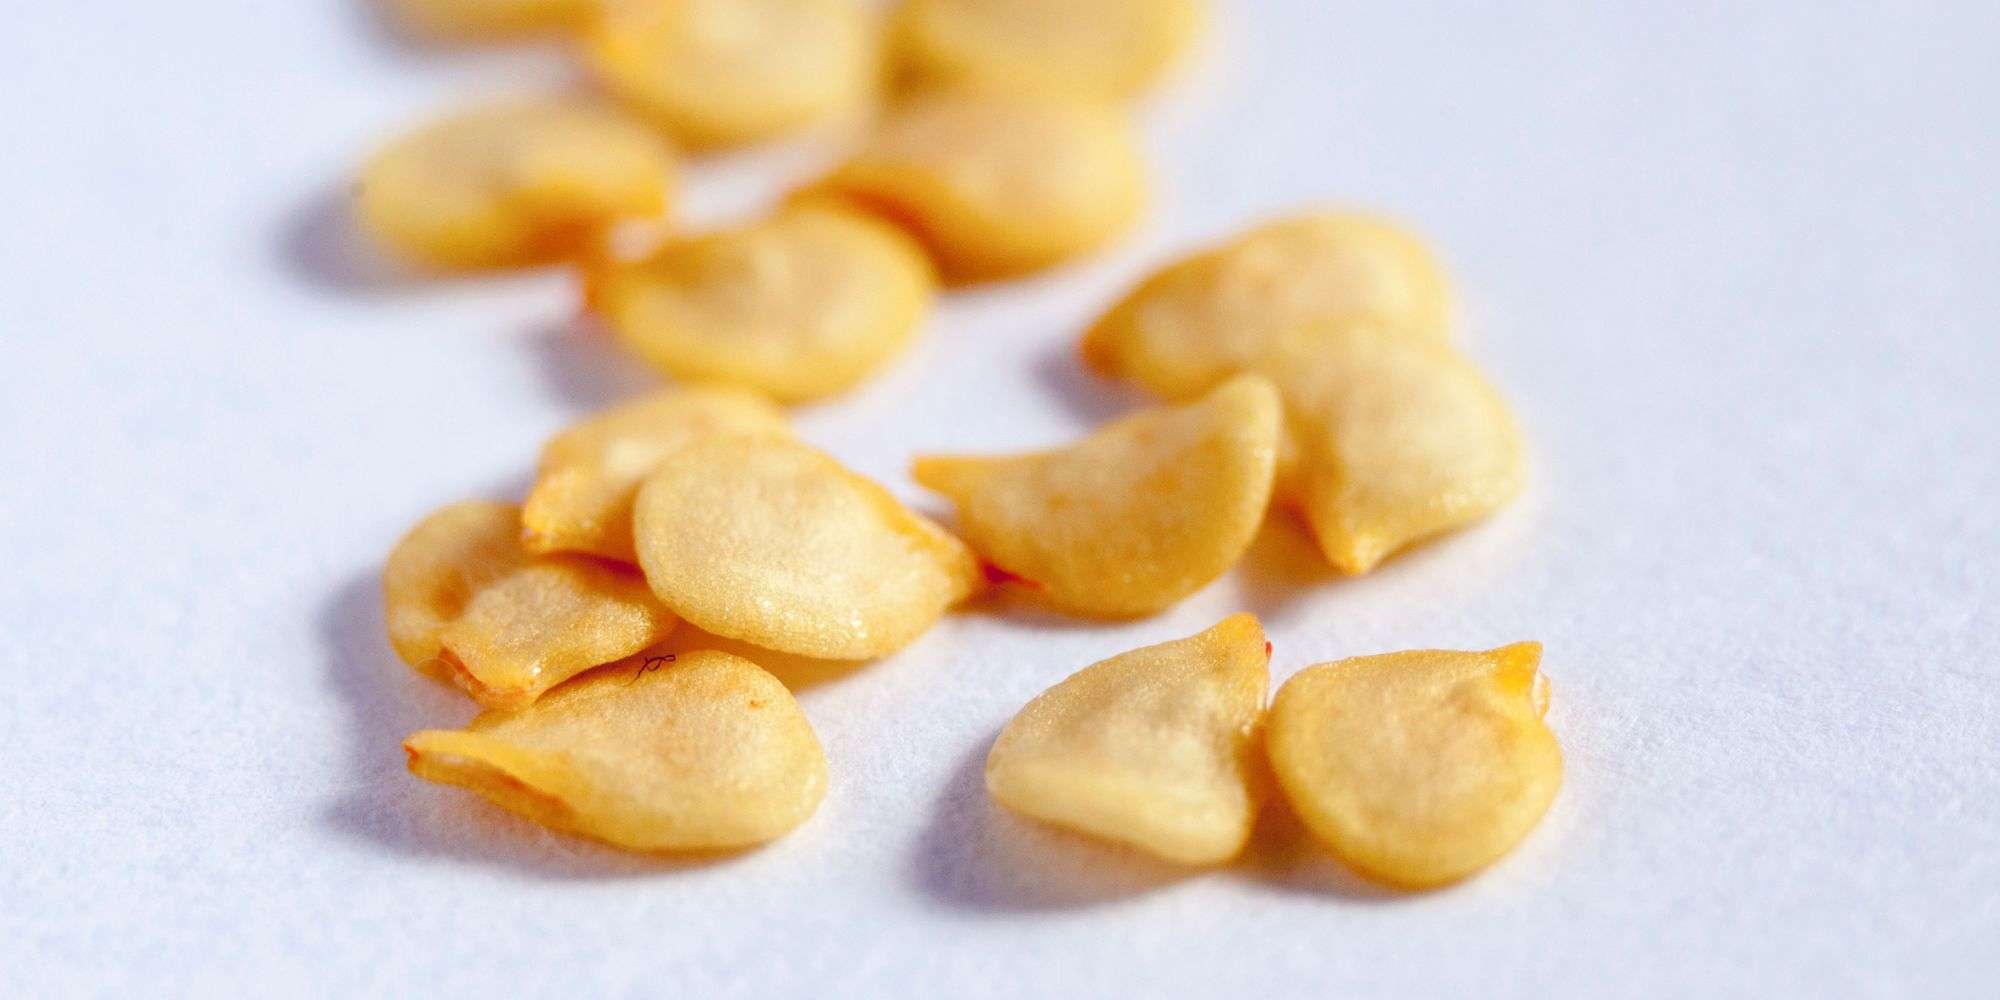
[4,2,1997,996]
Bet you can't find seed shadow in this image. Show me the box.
[1229,513,1341,622]
[1034,342,1151,425]
[528,314,661,412]
[276,178,585,297]
[908,738,1192,913]
[1231,795,1407,903]
[1230,502,1542,627]
[953,586,1135,634]
[317,567,744,879]
[356,0,451,56]
[661,625,872,693]
[278,183,439,295]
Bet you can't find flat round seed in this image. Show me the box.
[632,434,979,659]
[912,374,1280,618]
[405,649,827,851]
[357,100,677,269]
[383,500,677,708]
[891,0,1200,100]
[598,204,936,403]
[1083,212,1454,399]
[1266,642,1562,889]
[802,89,1146,281]
[585,0,878,149]
[985,613,1271,864]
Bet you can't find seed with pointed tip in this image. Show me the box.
[1266,642,1562,889]
[985,614,1271,864]
[405,650,826,851]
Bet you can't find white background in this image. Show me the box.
[4,2,1997,996]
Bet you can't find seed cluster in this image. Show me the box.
[365,0,1562,887]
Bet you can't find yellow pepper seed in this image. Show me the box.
[522,386,792,563]
[1083,211,1454,399]
[357,101,676,270]
[598,204,936,404]
[633,434,980,659]
[913,374,1280,618]
[892,0,1200,101]
[585,0,878,149]
[383,500,677,709]
[1266,642,1562,889]
[804,89,1147,281]
[405,649,827,851]
[985,613,1271,865]
[1257,327,1522,574]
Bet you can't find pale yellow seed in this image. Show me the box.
[405,650,827,851]
[633,434,980,659]
[1083,211,1454,399]
[986,613,1270,864]
[1256,326,1522,574]
[598,204,936,403]
[585,0,879,149]
[522,386,791,563]
[913,374,1279,618]
[892,0,1201,101]
[1266,642,1562,889]
[803,89,1146,281]
[357,101,676,270]
[383,500,677,708]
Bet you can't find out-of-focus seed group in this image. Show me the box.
[359,0,1561,889]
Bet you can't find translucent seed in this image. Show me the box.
[1265,642,1561,889]
[1256,327,1522,574]
[522,387,790,563]
[913,374,1280,618]
[597,204,936,403]
[585,0,878,149]
[802,89,1146,281]
[632,434,980,659]
[891,0,1200,100]
[1082,212,1454,399]
[383,501,677,708]
[357,101,676,269]
[404,650,827,851]
[393,0,592,37]
[359,102,675,262]
[985,614,1270,864]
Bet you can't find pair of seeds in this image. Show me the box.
[921,211,1523,595]
[1085,211,1524,573]
[988,615,1561,888]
